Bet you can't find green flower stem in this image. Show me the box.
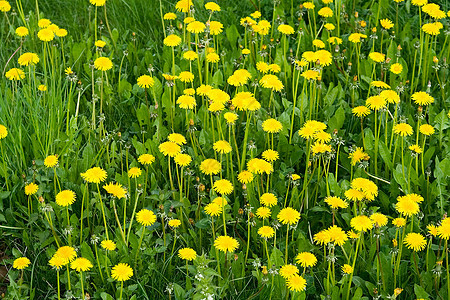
[394,221,406,286]
[66,265,71,290]
[446,240,450,298]
[162,216,167,261]
[112,198,126,242]
[285,224,290,264]
[94,243,104,283]
[346,233,361,300]
[56,270,61,300]
[135,226,146,269]
[80,271,85,300]
[126,179,140,245]
[66,206,71,246]
[44,211,60,247]
[421,136,427,176]
[119,281,124,300]
[96,183,109,239]
[240,112,252,171]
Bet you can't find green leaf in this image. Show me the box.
[212,70,223,87]
[111,28,119,45]
[100,292,114,300]
[351,287,363,300]
[414,284,429,298]
[378,141,393,170]
[328,106,345,131]
[226,25,239,50]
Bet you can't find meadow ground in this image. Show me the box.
[0,0,449,299]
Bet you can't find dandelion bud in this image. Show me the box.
[270,38,274,42]
[392,239,398,247]
[132,32,135,36]
[262,266,268,275]
[418,106,423,114]
[189,119,194,126]
[299,4,303,9]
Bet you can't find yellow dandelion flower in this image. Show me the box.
[25,182,39,195]
[5,68,25,80]
[18,52,39,66]
[138,154,155,165]
[101,239,117,251]
[262,118,283,133]
[200,159,221,175]
[178,248,197,261]
[81,167,107,183]
[277,207,300,225]
[404,233,426,251]
[13,257,30,270]
[94,57,113,71]
[350,215,373,232]
[56,190,76,207]
[280,264,299,279]
[163,34,182,47]
[70,257,93,272]
[104,182,127,199]
[260,193,278,207]
[214,235,239,252]
[137,75,154,88]
[256,206,271,219]
[128,167,142,178]
[213,140,232,154]
[159,141,181,157]
[213,179,233,195]
[258,226,275,238]
[295,252,317,268]
[111,263,133,281]
[393,123,413,136]
[136,209,157,226]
